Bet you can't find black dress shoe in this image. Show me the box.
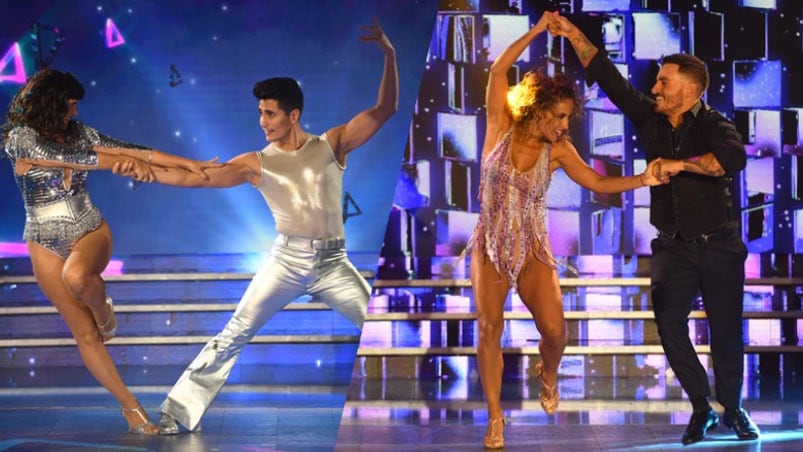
[723,408,760,440]
[682,408,719,445]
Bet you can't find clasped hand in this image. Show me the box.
[112,158,156,183]
[641,158,677,186]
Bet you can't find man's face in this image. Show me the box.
[258,99,294,142]
[651,63,693,117]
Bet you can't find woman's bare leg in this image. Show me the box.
[470,248,511,420]
[28,225,156,433]
[61,221,114,336]
[516,257,567,389]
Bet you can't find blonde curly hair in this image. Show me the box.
[506,69,582,129]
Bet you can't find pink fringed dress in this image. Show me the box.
[473,129,556,285]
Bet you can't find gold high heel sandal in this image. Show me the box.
[121,403,157,435]
[483,417,506,449]
[96,296,117,342]
[535,362,559,415]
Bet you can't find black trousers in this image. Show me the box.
[650,230,747,410]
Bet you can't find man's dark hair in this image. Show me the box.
[252,77,304,116]
[662,53,709,97]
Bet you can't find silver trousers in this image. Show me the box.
[158,234,370,431]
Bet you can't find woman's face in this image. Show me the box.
[533,98,574,143]
[64,99,79,126]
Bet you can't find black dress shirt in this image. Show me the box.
[584,52,747,240]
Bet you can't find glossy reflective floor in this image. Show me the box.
[2,372,800,451]
[0,374,347,451]
[337,375,803,451]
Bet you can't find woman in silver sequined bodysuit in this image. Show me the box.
[473,12,666,449]
[2,69,217,434]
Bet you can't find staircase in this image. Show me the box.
[0,253,372,390]
[356,255,803,382]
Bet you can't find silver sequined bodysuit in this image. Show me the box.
[4,122,147,259]
[473,129,556,285]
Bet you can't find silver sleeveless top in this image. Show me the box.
[255,133,345,239]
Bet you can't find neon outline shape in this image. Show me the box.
[105,18,126,48]
[0,42,27,84]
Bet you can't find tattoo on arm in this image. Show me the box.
[571,35,598,67]
[683,155,725,176]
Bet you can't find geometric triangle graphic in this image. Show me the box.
[105,18,125,48]
[30,22,66,69]
[169,64,182,87]
[0,42,27,84]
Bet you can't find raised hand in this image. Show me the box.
[545,12,600,67]
[533,11,559,35]
[359,16,394,54]
[547,12,578,38]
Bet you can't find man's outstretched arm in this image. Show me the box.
[115,151,261,188]
[327,17,398,163]
[549,13,598,67]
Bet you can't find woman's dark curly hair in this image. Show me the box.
[508,68,582,131]
[3,68,85,143]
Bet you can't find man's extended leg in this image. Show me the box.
[159,243,311,431]
[309,247,370,328]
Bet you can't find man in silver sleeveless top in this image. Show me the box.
[129,18,398,434]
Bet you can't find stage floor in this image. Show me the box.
[337,376,803,451]
[2,373,800,451]
[0,382,346,451]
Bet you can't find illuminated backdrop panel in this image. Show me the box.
[380,0,803,278]
[0,0,438,258]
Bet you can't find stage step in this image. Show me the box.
[0,254,372,387]
[358,274,803,379]
[342,363,801,413]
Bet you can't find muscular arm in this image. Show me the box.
[550,14,598,68]
[146,152,261,188]
[656,153,725,178]
[683,153,725,176]
[550,14,653,127]
[327,17,398,164]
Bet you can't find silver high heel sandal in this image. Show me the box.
[96,296,117,342]
[121,404,157,435]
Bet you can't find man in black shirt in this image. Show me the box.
[549,13,759,445]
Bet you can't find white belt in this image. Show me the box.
[276,233,345,250]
